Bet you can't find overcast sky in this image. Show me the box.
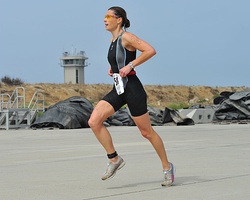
[1,0,250,87]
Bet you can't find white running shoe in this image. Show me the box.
[161,162,175,186]
[101,156,125,180]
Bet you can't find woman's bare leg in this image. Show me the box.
[132,112,171,170]
[88,100,118,162]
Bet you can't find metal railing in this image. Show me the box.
[28,91,45,112]
[0,94,10,111]
[2,87,26,109]
[0,87,45,130]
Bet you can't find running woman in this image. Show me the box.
[88,6,174,186]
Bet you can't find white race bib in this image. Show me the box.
[113,73,124,95]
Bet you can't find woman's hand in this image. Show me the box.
[108,67,113,77]
[119,65,132,78]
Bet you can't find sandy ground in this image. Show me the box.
[1,83,248,109]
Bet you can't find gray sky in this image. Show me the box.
[1,0,250,87]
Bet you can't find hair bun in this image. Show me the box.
[124,19,130,28]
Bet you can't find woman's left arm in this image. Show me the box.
[119,32,156,77]
[123,32,156,68]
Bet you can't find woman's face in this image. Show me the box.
[104,10,121,31]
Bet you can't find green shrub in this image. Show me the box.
[1,76,24,86]
[168,102,189,110]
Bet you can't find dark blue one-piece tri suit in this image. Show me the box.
[102,32,148,117]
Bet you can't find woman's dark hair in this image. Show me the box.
[108,6,130,29]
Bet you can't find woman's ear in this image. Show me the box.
[117,17,123,25]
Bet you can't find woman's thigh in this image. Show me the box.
[89,100,115,124]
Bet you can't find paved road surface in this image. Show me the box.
[0,124,249,200]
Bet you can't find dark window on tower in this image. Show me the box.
[76,69,79,83]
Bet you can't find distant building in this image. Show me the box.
[60,50,88,84]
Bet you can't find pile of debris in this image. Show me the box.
[31,89,250,129]
[213,90,250,123]
[31,97,194,129]
[31,96,93,129]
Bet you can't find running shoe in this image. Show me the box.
[101,156,125,180]
[161,162,175,186]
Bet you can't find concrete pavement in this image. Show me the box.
[0,124,250,200]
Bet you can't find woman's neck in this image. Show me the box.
[111,29,124,42]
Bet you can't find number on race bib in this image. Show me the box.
[113,73,124,95]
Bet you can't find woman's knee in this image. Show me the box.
[88,112,101,129]
[88,101,113,129]
[140,127,155,139]
[88,116,95,128]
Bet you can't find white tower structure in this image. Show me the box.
[60,50,88,84]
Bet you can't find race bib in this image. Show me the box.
[113,73,124,95]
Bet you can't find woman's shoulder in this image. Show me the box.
[122,31,139,42]
[122,31,134,38]
[121,31,138,50]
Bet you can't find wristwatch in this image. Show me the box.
[128,62,135,69]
